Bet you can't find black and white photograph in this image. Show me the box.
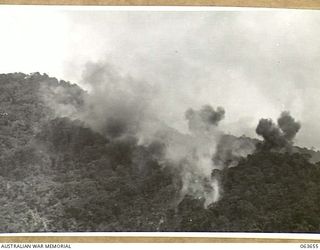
[0,6,320,233]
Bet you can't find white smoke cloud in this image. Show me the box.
[40,61,256,208]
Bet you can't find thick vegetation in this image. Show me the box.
[0,73,319,232]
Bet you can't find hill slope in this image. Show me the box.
[0,72,319,232]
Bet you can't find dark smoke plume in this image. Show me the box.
[256,118,287,149]
[277,111,301,141]
[256,111,301,150]
[185,105,225,134]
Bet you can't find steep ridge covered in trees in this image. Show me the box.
[0,73,319,232]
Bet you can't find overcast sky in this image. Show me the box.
[0,6,320,149]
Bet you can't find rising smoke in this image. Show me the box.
[80,61,156,139]
[41,61,257,208]
[256,111,301,151]
[278,111,301,141]
[140,103,255,208]
[185,105,225,134]
[170,105,226,207]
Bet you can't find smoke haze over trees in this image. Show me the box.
[0,72,320,232]
[256,111,301,151]
[1,6,320,234]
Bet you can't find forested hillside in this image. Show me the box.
[0,73,319,232]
